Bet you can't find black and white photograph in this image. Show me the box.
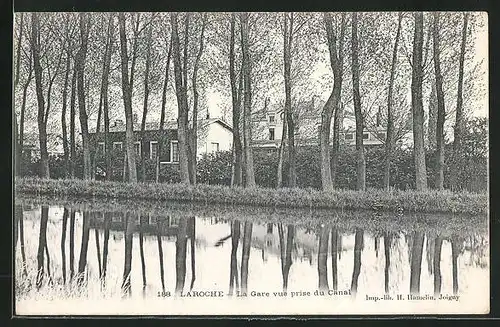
[12,11,489,315]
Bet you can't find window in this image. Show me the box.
[98,142,105,154]
[377,132,386,140]
[269,114,275,124]
[363,132,370,140]
[134,142,141,157]
[211,142,220,153]
[113,142,123,151]
[345,133,354,140]
[150,141,158,159]
[269,128,275,141]
[170,141,179,162]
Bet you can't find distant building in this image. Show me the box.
[88,116,233,165]
[251,97,412,149]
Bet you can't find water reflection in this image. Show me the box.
[15,203,489,303]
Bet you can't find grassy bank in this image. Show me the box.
[15,177,488,215]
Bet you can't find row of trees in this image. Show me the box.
[14,12,486,192]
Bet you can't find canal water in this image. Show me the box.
[14,196,489,315]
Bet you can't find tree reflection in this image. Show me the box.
[383,232,392,294]
[139,214,147,291]
[175,216,188,295]
[451,235,459,295]
[102,212,111,285]
[122,212,134,294]
[95,215,102,279]
[189,217,196,291]
[350,228,364,296]
[15,205,28,277]
[278,223,294,292]
[229,220,241,295]
[69,209,76,280]
[36,206,49,289]
[433,235,443,296]
[77,211,91,285]
[61,208,69,283]
[317,224,329,291]
[157,216,166,292]
[331,227,339,290]
[409,231,424,294]
[241,221,253,294]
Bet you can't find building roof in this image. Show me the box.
[89,118,233,134]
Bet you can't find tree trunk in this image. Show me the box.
[61,51,71,178]
[141,15,154,183]
[14,13,25,175]
[69,64,77,178]
[61,208,68,283]
[283,13,296,188]
[240,12,256,188]
[240,221,253,294]
[277,113,288,188]
[118,13,138,183]
[189,13,208,185]
[383,13,402,190]
[229,221,240,295]
[450,13,469,191]
[157,37,172,183]
[409,231,424,294]
[278,223,294,292]
[230,13,244,187]
[331,14,346,186]
[122,213,134,293]
[433,236,443,296]
[451,236,459,295]
[433,12,446,190]
[411,12,428,191]
[156,218,165,292]
[102,213,110,284]
[320,12,343,191]
[139,216,147,290]
[384,232,392,293]
[77,211,90,285]
[31,13,50,178]
[317,225,329,291]
[19,62,33,177]
[69,209,76,279]
[175,216,188,295]
[103,14,114,181]
[331,226,339,290]
[36,206,49,289]
[171,13,191,184]
[351,12,366,191]
[427,83,437,151]
[76,13,92,180]
[351,228,363,296]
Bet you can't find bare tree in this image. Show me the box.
[383,12,403,190]
[118,13,138,183]
[351,12,366,191]
[171,12,191,184]
[283,12,296,187]
[433,12,446,190]
[76,13,92,180]
[320,12,344,191]
[240,12,256,187]
[229,13,244,187]
[188,13,208,185]
[411,12,428,191]
[450,13,470,191]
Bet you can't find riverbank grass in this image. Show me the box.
[16,177,488,215]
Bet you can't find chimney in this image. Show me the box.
[206,110,210,119]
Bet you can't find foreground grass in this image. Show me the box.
[16,177,488,215]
